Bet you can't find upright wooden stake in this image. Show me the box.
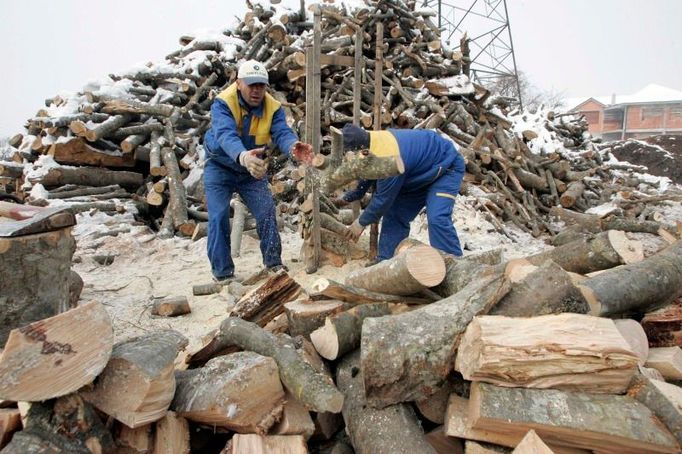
[369,22,384,261]
[352,28,363,126]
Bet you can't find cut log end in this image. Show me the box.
[310,319,339,361]
[406,245,447,287]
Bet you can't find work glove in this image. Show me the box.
[332,196,349,208]
[239,149,267,179]
[291,141,314,165]
[344,219,365,242]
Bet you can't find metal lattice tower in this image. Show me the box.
[422,0,522,104]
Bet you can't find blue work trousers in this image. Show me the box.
[378,167,464,260]
[203,159,282,279]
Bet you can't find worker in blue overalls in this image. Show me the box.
[340,124,466,261]
[202,60,312,282]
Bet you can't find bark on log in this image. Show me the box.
[309,277,431,305]
[642,299,682,348]
[469,382,679,454]
[455,314,639,393]
[559,181,585,208]
[0,227,76,345]
[152,296,191,317]
[49,137,135,167]
[80,330,188,428]
[519,230,643,275]
[161,146,193,236]
[171,352,284,433]
[320,151,405,194]
[199,317,344,413]
[345,244,446,296]
[629,374,682,446]
[310,303,391,361]
[336,351,437,454]
[28,164,143,189]
[0,302,113,401]
[284,299,348,338]
[490,260,590,317]
[577,240,682,316]
[231,197,247,257]
[361,272,510,407]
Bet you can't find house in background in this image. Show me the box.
[568,84,682,141]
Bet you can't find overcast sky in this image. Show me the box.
[2,0,681,137]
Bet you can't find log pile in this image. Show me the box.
[0,0,678,246]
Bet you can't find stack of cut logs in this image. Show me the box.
[1,0,679,244]
[2,232,682,452]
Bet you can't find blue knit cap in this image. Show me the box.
[342,124,370,151]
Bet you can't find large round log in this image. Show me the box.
[0,227,76,346]
[345,244,446,296]
[520,230,643,275]
[361,272,510,408]
[578,240,682,316]
[336,351,436,454]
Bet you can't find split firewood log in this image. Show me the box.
[310,303,391,361]
[336,351,437,454]
[229,269,302,327]
[577,240,682,316]
[516,230,643,275]
[513,430,554,454]
[171,352,285,433]
[225,434,307,454]
[361,271,510,408]
[0,302,112,402]
[152,411,190,454]
[80,330,188,428]
[414,374,469,425]
[49,138,135,167]
[269,391,315,440]
[115,423,152,453]
[0,408,21,450]
[455,314,640,394]
[345,244,446,296]
[467,382,679,454]
[424,426,464,454]
[152,296,191,317]
[645,347,682,380]
[642,298,682,348]
[284,299,348,338]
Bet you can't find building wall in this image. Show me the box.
[574,100,604,135]
[575,101,682,138]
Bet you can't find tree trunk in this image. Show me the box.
[336,351,437,454]
[520,230,643,275]
[311,303,391,361]
[198,317,344,414]
[28,163,143,189]
[0,227,76,345]
[577,240,682,316]
[80,330,188,428]
[361,272,510,408]
[468,382,679,454]
[309,277,431,305]
[490,260,590,317]
[320,151,405,194]
[0,302,112,401]
[171,352,285,433]
[345,244,446,296]
[455,314,639,394]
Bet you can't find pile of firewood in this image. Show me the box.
[1,0,679,244]
[2,230,682,452]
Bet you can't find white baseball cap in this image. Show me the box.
[238,60,269,85]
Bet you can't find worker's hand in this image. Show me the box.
[240,149,267,179]
[344,219,365,242]
[332,196,349,208]
[291,141,314,165]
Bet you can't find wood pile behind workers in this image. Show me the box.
[1,0,682,453]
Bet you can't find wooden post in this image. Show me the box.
[369,22,384,261]
[352,28,363,126]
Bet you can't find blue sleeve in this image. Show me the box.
[270,107,298,157]
[358,174,405,226]
[343,179,374,202]
[211,99,246,163]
